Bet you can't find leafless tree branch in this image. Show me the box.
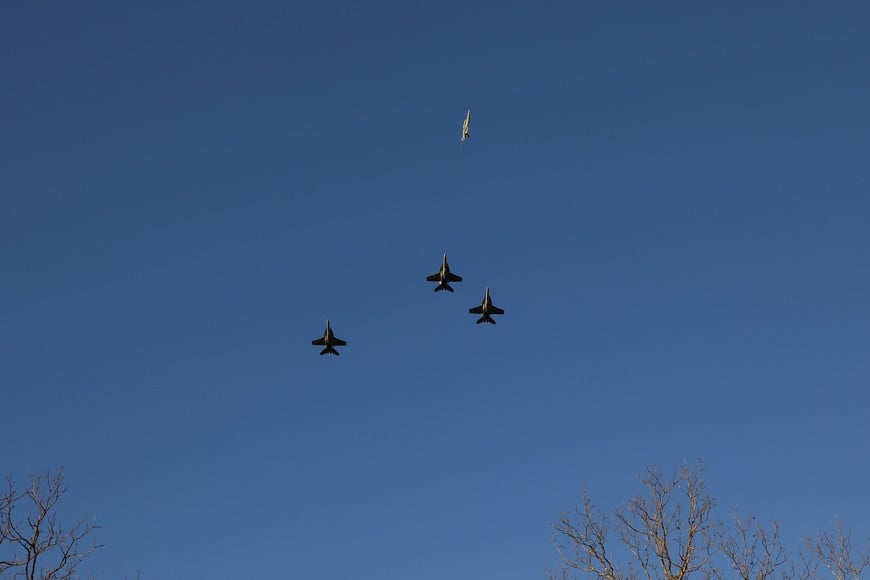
[0,469,102,580]
[552,491,622,579]
[805,518,868,580]
[613,462,716,580]
[549,462,869,580]
[717,508,790,579]
[553,462,716,580]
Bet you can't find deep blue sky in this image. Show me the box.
[1,2,868,578]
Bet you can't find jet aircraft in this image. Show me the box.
[426,253,463,292]
[311,320,346,355]
[461,109,471,142]
[469,287,504,324]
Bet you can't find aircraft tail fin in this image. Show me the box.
[435,283,454,292]
[476,315,495,325]
[320,346,340,356]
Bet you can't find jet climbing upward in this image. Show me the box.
[426,253,463,292]
[311,320,347,355]
[469,287,504,324]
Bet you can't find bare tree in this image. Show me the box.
[805,519,868,580]
[780,551,819,580]
[717,510,790,580]
[552,461,717,580]
[616,462,717,580]
[0,469,101,580]
[551,492,621,580]
[550,463,870,580]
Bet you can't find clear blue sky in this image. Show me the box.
[2,2,868,578]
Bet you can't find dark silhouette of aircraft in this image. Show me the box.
[469,287,504,324]
[426,253,463,292]
[311,320,346,355]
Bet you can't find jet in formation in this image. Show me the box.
[469,287,504,324]
[311,320,346,356]
[426,253,463,292]
[461,110,471,142]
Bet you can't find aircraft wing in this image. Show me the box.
[332,337,347,347]
[490,306,505,315]
[312,337,326,346]
[469,305,483,315]
[426,273,441,282]
[447,273,462,282]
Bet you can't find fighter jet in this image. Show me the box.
[461,109,471,142]
[426,253,463,292]
[311,320,346,355]
[469,287,504,324]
